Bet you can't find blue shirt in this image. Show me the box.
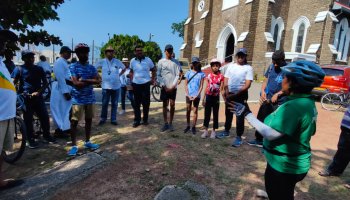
[70,62,98,105]
[341,106,350,130]
[11,64,47,95]
[264,63,286,103]
[185,70,205,97]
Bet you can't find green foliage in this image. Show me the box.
[171,19,186,39]
[0,0,65,48]
[100,34,162,63]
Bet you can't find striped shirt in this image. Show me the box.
[341,106,350,129]
[70,62,97,105]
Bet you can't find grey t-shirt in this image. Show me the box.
[157,58,180,88]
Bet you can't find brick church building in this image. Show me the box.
[180,0,350,76]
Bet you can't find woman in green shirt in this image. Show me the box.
[227,60,325,200]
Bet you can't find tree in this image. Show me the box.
[100,34,162,63]
[0,0,65,48]
[171,19,186,39]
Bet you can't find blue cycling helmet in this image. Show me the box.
[281,60,325,87]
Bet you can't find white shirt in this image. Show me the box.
[120,68,131,87]
[97,58,125,90]
[37,61,52,73]
[224,63,253,93]
[53,57,71,94]
[130,57,154,84]
[0,57,16,121]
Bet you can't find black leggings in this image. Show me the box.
[203,95,220,129]
[265,164,307,200]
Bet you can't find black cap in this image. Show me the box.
[60,46,73,54]
[21,50,35,58]
[165,44,173,51]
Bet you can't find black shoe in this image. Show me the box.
[0,179,24,191]
[111,121,118,126]
[183,126,190,133]
[98,121,106,126]
[318,170,341,177]
[43,135,57,143]
[54,129,70,139]
[133,121,140,128]
[141,121,149,126]
[191,127,197,135]
[27,140,39,149]
[161,123,169,132]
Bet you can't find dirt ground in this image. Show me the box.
[3,102,349,200]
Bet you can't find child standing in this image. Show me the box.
[201,59,224,139]
[184,56,206,134]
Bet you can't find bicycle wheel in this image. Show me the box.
[1,116,27,164]
[321,93,342,111]
[151,85,162,102]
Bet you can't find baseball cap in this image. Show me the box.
[210,58,221,65]
[165,44,173,51]
[21,50,35,58]
[0,25,18,41]
[236,48,247,56]
[122,58,129,62]
[191,56,200,63]
[60,46,73,54]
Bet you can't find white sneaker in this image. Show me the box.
[119,110,125,115]
[201,130,208,139]
[210,130,216,139]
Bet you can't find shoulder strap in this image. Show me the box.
[187,72,199,84]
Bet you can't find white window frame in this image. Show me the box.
[291,16,311,53]
[222,0,239,11]
[270,16,285,50]
[334,18,350,61]
[195,31,203,48]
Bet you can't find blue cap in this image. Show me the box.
[165,44,173,51]
[236,48,247,55]
[191,56,200,63]
[21,50,35,57]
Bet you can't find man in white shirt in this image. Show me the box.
[119,57,135,114]
[50,46,73,138]
[222,48,253,147]
[0,25,24,190]
[37,55,52,74]
[129,45,156,127]
[157,44,180,132]
[97,46,125,125]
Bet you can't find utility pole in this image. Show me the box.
[149,33,154,41]
[108,33,110,41]
[52,44,55,64]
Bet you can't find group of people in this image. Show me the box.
[1,24,350,200]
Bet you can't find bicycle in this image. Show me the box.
[1,94,27,164]
[321,91,350,111]
[151,83,162,102]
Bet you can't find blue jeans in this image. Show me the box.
[101,89,120,122]
[120,86,135,110]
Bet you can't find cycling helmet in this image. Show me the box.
[74,43,90,53]
[281,60,325,87]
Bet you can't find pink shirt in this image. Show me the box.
[205,73,224,96]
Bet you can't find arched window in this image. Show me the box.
[334,18,350,61]
[295,23,305,53]
[273,24,279,50]
[271,16,285,51]
[291,16,310,53]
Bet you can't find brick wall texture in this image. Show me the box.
[182,0,348,78]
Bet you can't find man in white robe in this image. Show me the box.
[50,46,73,138]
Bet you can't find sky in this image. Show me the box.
[36,0,188,59]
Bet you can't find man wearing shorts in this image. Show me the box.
[0,25,23,190]
[157,44,180,132]
[68,43,101,156]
